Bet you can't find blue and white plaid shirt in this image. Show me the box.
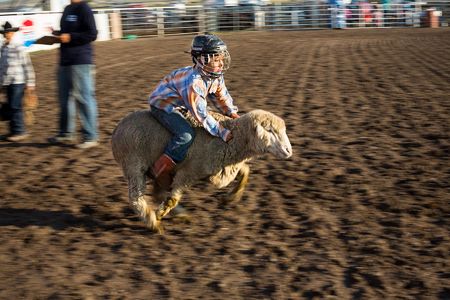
[149,66,237,142]
[0,42,35,87]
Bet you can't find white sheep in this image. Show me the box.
[111,109,292,233]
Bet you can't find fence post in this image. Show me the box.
[157,8,164,37]
[413,3,420,27]
[205,9,218,32]
[109,11,122,40]
[311,4,319,28]
[255,8,265,30]
[198,8,206,33]
[291,10,299,26]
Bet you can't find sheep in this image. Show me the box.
[111,109,292,233]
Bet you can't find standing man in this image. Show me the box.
[49,0,99,149]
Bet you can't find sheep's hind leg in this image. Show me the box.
[226,164,250,203]
[152,181,190,222]
[152,181,168,206]
[156,189,183,222]
[128,172,161,233]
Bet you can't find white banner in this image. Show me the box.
[0,13,110,52]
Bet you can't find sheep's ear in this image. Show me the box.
[256,123,266,139]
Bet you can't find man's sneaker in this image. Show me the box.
[0,134,10,141]
[76,140,99,149]
[6,133,29,142]
[48,135,75,144]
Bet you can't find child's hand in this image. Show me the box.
[230,113,239,119]
[225,131,233,143]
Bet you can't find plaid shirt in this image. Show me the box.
[0,42,35,87]
[149,66,238,141]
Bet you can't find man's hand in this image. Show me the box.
[59,33,71,43]
[230,113,239,119]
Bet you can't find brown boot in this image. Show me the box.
[152,154,176,189]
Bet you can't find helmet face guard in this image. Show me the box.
[193,51,231,79]
[191,34,231,79]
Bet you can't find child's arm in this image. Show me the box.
[209,77,238,117]
[187,81,232,142]
[21,48,35,88]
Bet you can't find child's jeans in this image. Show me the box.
[150,107,196,164]
[7,84,26,135]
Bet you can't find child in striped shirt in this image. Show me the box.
[149,34,239,189]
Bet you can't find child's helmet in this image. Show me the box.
[191,34,231,78]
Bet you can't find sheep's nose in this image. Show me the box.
[279,144,292,158]
[284,146,292,158]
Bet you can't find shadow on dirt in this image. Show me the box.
[0,142,73,149]
[0,208,140,232]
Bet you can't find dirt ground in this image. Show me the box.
[0,28,449,299]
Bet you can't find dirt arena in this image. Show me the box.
[0,28,449,299]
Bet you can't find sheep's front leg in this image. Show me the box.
[156,189,183,224]
[226,164,250,203]
[127,172,160,233]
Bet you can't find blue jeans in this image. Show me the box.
[6,84,26,135]
[151,107,195,163]
[58,65,98,141]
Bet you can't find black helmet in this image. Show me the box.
[191,34,231,78]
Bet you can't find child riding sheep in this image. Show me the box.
[149,34,239,189]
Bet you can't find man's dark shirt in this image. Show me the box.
[59,1,97,66]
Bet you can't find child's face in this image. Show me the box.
[206,54,225,73]
[3,32,15,42]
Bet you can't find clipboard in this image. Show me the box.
[35,35,60,45]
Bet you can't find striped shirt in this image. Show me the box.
[149,66,237,142]
[0,42,35,87]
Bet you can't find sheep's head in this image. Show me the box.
[248,110,292,159]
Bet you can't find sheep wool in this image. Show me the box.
[111,109,292,233]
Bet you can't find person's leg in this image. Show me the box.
[72,64,98,142]
[151,108,196,163]
[57,66,76,137]
[150,107,195,188]
[7,84,26,135]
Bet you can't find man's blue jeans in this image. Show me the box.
[58,65,98,141]
[6,84,26,135]
[151,107,195,163]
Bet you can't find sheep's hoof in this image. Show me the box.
[221,191,243,205]
[149,220,164,234]
[229,192,244,203]
[170,205,191,223]
[146,208,163,234]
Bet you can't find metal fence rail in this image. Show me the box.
[342,3,423,28]
[107,2,432,38]
[0,2,439,41]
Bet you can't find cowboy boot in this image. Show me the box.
[152,154,176,189]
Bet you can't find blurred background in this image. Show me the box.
[0,0,448,46]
